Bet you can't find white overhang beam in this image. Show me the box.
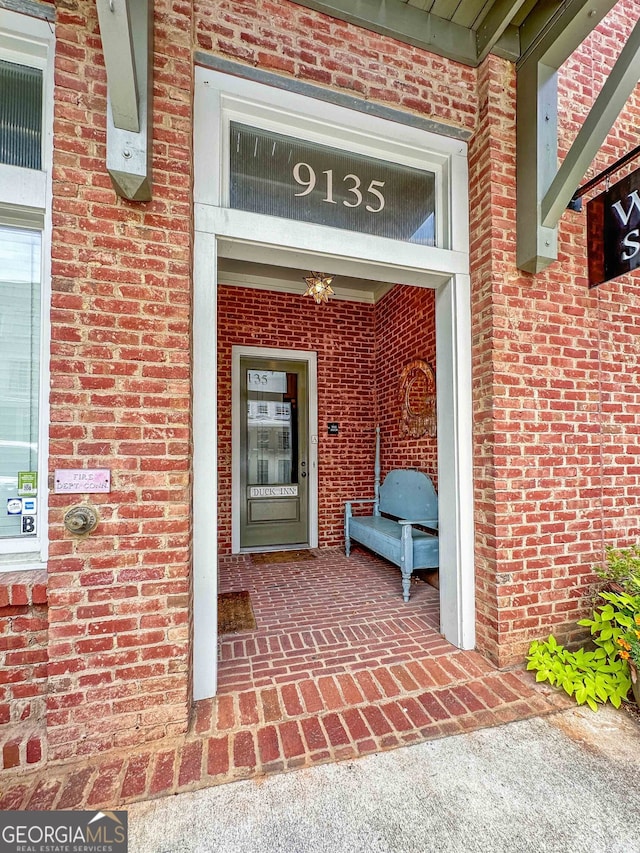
[476,0,529,64]
[96,0,153,200]
[96,0,140,131]
[516,0,619,273]
[541,15,640,227]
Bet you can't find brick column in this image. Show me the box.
[46,0,194,760]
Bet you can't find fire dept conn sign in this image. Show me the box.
[229,123,437,246]
[587,167,640,287]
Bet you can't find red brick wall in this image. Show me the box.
[468,55,516,665]
[42,0,471,764]
[1,0,636,767]
[46,0,194,760]
[375,286,437,480]
[469,1,640,667]
[468,52,610,665]
[216,282,437,553]
[561,1,640,551]
[195,0,477,133]
[0,573,48,770]
[217,284,378,552]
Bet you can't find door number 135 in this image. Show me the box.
[293,163,386,212]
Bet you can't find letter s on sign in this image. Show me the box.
[622,229,640,262]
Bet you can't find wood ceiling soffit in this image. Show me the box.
[289,0,580,66]
[292,0,480,64]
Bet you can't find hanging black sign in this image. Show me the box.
[587,167,640,287]
[229,123,436,246]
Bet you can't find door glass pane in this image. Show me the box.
[246,369,297,486]
[0,226,41,539]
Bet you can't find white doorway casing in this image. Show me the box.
[193,67,475,700]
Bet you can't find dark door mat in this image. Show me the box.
[218,591,257,634]
[250,550,316,564]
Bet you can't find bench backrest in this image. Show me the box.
[378,469,438,522]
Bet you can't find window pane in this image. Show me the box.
[246,370,297,486]
[0,226,41,539]
[230,123,437,246]
[0,59,43,170]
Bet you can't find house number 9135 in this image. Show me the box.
[293,163,386,212]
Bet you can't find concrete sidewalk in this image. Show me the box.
[128,705,640,853]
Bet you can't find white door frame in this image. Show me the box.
[231,346,318,553]
[192,67,475,701]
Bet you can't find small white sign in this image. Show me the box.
[17,472,37,496]
[22,498,37,515]
[21,515,36,535]
[54,469,111,494]
[7,498,22,515]
[249,485,298,498]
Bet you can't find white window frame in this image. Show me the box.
[222,107,447,250]
[0,9,54,570]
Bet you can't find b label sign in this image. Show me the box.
[587,168,640,287]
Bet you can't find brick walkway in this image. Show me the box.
[0,549,570,810]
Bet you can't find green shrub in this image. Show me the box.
[594,545,640,594]
[526,635,631,712]
[527,588,640,711]
[577,589,640,655]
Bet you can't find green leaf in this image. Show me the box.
[586,696,599,712]
[595,682,609,702]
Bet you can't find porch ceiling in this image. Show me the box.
[290,0,577,67]
[217,258,395,304]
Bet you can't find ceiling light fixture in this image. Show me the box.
[303,271,335,304]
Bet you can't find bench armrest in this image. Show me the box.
[345,498,379,524]
[398,518,438,529]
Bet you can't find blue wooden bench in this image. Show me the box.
[344,432,438,602]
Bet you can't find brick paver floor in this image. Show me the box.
[0,548,571,810]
